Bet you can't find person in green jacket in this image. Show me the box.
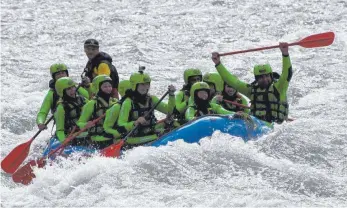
[117,70,176,146]
[77,75,118,149]
[211,42,292,124]
[103,80,133,143]
[202,72,224,99]
[172,68,202,124]
[36,63,89,131]
[54,77,89,145]
[185,82,234,121]
[211,82,250,113]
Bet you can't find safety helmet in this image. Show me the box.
[183,68,202,84]
[55,77,76,97]
[202,72,224,93]
[130,72,151,91]
[253,64,273,76]
[118,80,132,97]
[84,39,99,48]
[50,63,69,79]
[92,75,113,93]
[190,82,210,101]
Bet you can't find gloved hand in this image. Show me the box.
[215,95,223,103]
[37,124,47,130]
[168,84,176,96]
[81,76,91,88]
[134,116,149,126]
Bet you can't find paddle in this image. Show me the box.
[220,32,335,56]
[100,91,170,158]
[223,99,250,109]
[1,115,54,174]
[11,114,105,185]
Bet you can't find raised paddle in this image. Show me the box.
[1,115,54,174]
[220,32,335,56]
[100,91,170,158]
[11,114,105,185]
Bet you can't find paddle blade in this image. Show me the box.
[100,140,124,158]
[298,32,335,48]
[1,139,33,174]
[12,159,46,185]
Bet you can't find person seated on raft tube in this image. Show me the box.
[185,82,234,121]
[77,75,118,149]
[117,69,176,146]
[172,68,202,125]
[211,42,292,124]
[202,72,224,99]
[103,80,133,145]
[36,63,89,131]
[54,77,89,145]
[211,82,250,113]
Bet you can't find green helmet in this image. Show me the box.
[50,63,68,79]
[130,72,151,91]
[253,64,272,76]
[55,77,76,97]
[190,82,210,101]
[183,68,202,84]
[92,75,112,93]
[118,80,132,97]
[202,72,224,93]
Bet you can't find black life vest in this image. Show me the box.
[250,82,289,123]
[88,96,110,137]
[129,96,157,137]
[61,96,86,134]
[85,52,119,88]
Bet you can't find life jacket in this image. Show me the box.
[250,82,288,123]
[85,52,119,88]
[192,104,214,117]
[221,93,244,112]
[86,96,111,137]
[129,96,157,137]
[61,96,86,134]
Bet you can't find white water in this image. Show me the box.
[1,0,347,207]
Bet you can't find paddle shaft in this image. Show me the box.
[45,114,106,159]
[122,91,170,142]
[223,99,250,109]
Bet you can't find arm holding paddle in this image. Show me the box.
[36,90,54,130]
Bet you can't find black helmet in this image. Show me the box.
[84,39,99,47]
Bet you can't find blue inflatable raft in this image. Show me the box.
[43,114,272,157]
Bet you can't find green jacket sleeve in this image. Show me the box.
[185,106,196,121]
[216,64,252,98]
[36,90,54,125]
[274,55,292,96]
[240,95,250,113]
[175,91,188,113]
[77,86,91,100]
[54,104,66,142]
[103,104,121,138]
[151,94,175,114]
[211,103,234,115]
[210,95,219,105]
[117,98,135,132]
[76,100,96,129]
